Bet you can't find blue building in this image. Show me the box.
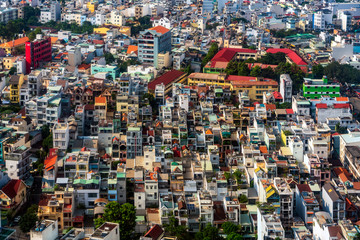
[138,26,171,68]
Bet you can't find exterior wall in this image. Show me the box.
[25,38,52,73]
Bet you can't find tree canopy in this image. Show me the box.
[94,202,136,240]
[202,42,219,69]
[19,204,39,233]
[163,216,191,240]
[195,223,224,240]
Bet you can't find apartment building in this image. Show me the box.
[322,183,346,222]
[25,37,52,73]
[40,2,61,23]
[138,26,171,68]
[295,184,320,226]
[5,146,31,180]
[0,8,17,23]
[53,122,70,150]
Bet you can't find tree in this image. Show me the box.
[261,67,276,79]
[238,194,248,203]
[226,233,243,240]
[41,125,51,139]
[28,27,42,41]
[195,223,224,240]
[19,204,39,233]
[237,62,250,76]
[8,67,17,75]
[202,42,219,69]
[225,60,239,75]
[312,64,324,79]
[163,216,190,240]
[95,202,136,239]
[222,222,239,235]
[42,134,53,153]
[250,66,262,77]
[104,53,115,64]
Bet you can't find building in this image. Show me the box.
[40,2,61,23]
[295,184,320,226]
[303,77,340,99]
[90,222,119,240]
[257,206,285,240]
[127,126,142,159]
[30,220,58,240]
[25,37,52,73]
[313,11,326,30]
[188,73,278,101]
[0,36,29,55]
[91,64,120,80]
[0,8,17,24]
[322,183,345,222]
[9,74,24,104]
[5,146,31,180]
[313,212,342,240]
[279,74,292,103]
[28,70,42,97]
[138,26,171,68]
[0,179,27,224]
[274,178,294,229]
[53,122,70,150]
[95,96,107,120]
[148,70,187,95]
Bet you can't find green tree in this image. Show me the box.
[202,42,219,69]
[8,67,17,75]
[28,27,42,41]
[104,53,115,64]
[19,204,39,233]
[238,194,248,203]
[95,202,136,239]
[195,223,224,240]
[260,67,276,79]
[222,222,239,235]
[312,64,324,79]
[250,66,262,77]
[225,60,239,75]
[226,233,243,240]
[237,62,250,76]
[163,216,190,240]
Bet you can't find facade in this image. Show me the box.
[53,122,70,150]
[0,8,17,24]
[295,184,320,225]
[25,37,52,73]
[279,74,292,103]
[322,183,346,222]
[40,2,61,23]
[9,74,24,104]
[138,26,171,68]
[5,146,31,180]
[30,220,58,240]
[303,77,340,99]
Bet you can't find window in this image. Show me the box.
[88,193,97,198]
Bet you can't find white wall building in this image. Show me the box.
[30,220,58,240]
[53,122,70,150]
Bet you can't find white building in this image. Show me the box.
[90,222,120,240]
[257,208,285,240]
[313,11,325,30]
[279,74,292,103]
[40,2,61,23]
[109,10,124,26]
[30,220,58,240]
[322,183,345,222]
[5,146,31,180]
[126,126,142,159]
[313,212,339,240]
[288,136,304,162]
[53,122,70,150]
[153,17,171,29]
[308,137,329,160]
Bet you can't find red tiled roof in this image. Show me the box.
[148,70,185,90]
[265,103,276,111]
[144,224,164,240]
[78,64,91,70]
[266,48,307,66]
[95,96,106,104]
[273,91,282,99]
[297,184,311,193]
[286,109,294,114]
[44,148,57,172]
[1,180,23,199]
[228,75,278,86]
[316,103,327,109]
[333,103,350,109]
[149,26,169,34]
[210,48,257,68]
[85,104,94,110]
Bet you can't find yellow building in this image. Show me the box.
[87,2,98,13]
[94,27,110,35]
[188,73,278,101]
[9,74,24,104]
[157,52,172,69]
[2,57,17,70]
[0,179,27,221]
[0,36,29,55]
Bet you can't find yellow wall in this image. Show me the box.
[93,27,110,35]
[10,74,24,103]
[87,2,97,13]
[3,57,16,70]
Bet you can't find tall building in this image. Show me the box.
[313,11,325,30]
[279,74,292,103]
[126,126,142,159]
[0,8,18,24]
[25,37,52,73]
[40,2,61,23]
[138,26,171,68]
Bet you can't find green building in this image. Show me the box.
[303,77,340,99]
[91,64,120,80]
